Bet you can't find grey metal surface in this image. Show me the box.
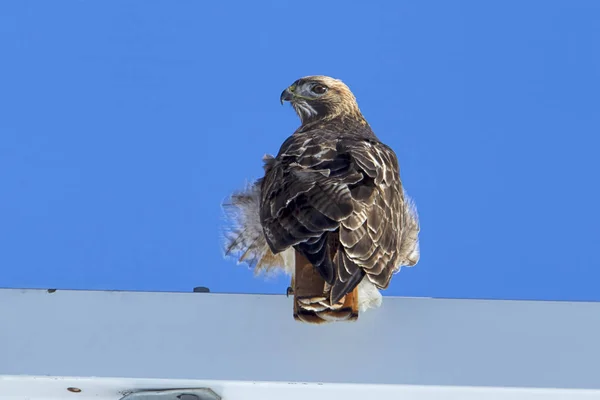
[0,288,599,389]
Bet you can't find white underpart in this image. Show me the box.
[400,191,421,267]
[281,247,295,276]
[357,278,383,312]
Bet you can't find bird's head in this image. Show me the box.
[280,75,366,125]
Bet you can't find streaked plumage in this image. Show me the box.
[223,76,419,322]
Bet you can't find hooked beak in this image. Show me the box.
[280,87,294,105]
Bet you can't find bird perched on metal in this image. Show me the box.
[223,76,420,323]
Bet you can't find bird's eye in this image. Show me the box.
[311,84,328,95]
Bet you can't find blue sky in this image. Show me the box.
[1,1,599,302]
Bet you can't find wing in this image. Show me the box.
[260,130,412,304]
[339,140,406,292]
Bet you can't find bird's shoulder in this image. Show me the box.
[276,118,382,160]
[274,123,399,184]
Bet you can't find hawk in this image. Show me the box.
[223,76,420,323]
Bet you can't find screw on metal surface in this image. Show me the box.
[67,387,81,393]
[193,287,210,293]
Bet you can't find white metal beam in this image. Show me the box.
[0,288,599,399]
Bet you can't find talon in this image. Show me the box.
[286,286,294,297]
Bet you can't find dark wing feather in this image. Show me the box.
[329,141,405,302]
[260,133,355,284]
[260,128,408,304]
